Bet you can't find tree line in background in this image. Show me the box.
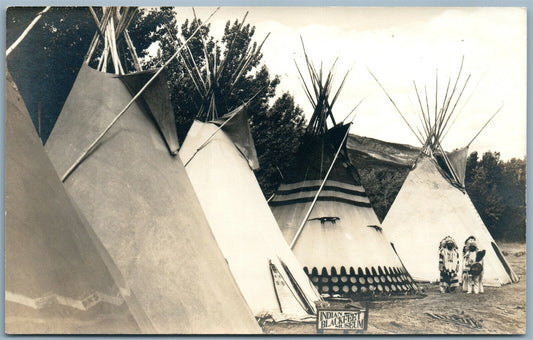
[126,8,306,196]
[466,152,526,241]
[7,7,525,242]
[358,151,526,242]
[6,7,306,198]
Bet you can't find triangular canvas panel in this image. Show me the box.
[119,69,180,154]
[45,65,260,333]
[180,120,321,318]
[5,72,146,334]
[269,261,310,315]
[211,105,260,170]
[446,147,469,187]
[382,156,518,286]
[270,125,417,296]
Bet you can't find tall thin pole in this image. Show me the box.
[85,7,113,64]
[290,125,351,249]
[368,69,423,145]
[6,7,51,57]
[467,104,503,147]
[37,101,41,138]
[61,7,220,182]
[413,81,430,139]
[437,74,471,141]
[434,69,438,132]
[183,106,241,168]
[340,97,365,124]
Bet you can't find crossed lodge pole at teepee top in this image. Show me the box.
[289,38,361,249]
[61,7,220,182]
[174,10,270,122]
[84,7,142,75]
[369,57,503,184]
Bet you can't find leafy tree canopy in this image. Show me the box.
[466,151,526,241]
[7,7,96,141]
[130,8,305,196]
[357,150,526,242]
[7,7,307,197]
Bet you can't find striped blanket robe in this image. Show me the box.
[439,238,460,292]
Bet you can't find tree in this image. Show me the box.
[465,151,526,241]
[252,93,306,197]
[7,7,96,142]
[357,166,410,222]
[7,7,307,196]
[135,10,305,195]
[6,7,172,142]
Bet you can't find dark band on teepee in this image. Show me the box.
[270,38,418,298]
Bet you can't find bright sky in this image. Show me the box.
[174,7,526,160]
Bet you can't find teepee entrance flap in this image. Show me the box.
[445,146,469,187]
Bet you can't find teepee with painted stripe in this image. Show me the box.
[5,70,148,334]
[373,59,519,286]
[44,7,260,333]
[178,19,321,318]
[270,39,418,297]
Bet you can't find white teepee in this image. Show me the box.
[373,59,519,286]
[178,24,321,318]
[382,153,518,286]
[44,7,260,333]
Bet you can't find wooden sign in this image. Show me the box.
[317,306,368,333]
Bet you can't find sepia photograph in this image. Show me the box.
[4,5,527,334]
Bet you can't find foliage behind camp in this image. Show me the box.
[6,7,96,142]
[465,151,526,242]
[129,8,306,197]
[349,137,526,242]
[7,7,306,197]
[6,7,525,242]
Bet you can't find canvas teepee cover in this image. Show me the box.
[382,151,518,286]
[5,72,147,334]
[44,63,260,333]
[177,24,321,318]
[180,108,321,318]
[373,61,518,286]
[270,124,417,296]
[270,46,416,297]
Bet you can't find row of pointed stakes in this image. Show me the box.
[304,266,419,296]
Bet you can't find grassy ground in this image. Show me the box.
[261,242,526,335]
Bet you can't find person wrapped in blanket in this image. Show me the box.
[462,236,486,294]
[462,236,476,291]
[438,236,460,293]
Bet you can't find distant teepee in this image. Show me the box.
[44,7,260,333]
[270,39,418,297]
[373,58,519,286]
[179,19,321,318]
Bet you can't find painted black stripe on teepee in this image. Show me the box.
[269,196,373,208]
[275,185,367,197]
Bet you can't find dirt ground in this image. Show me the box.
[261,242,526,335]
